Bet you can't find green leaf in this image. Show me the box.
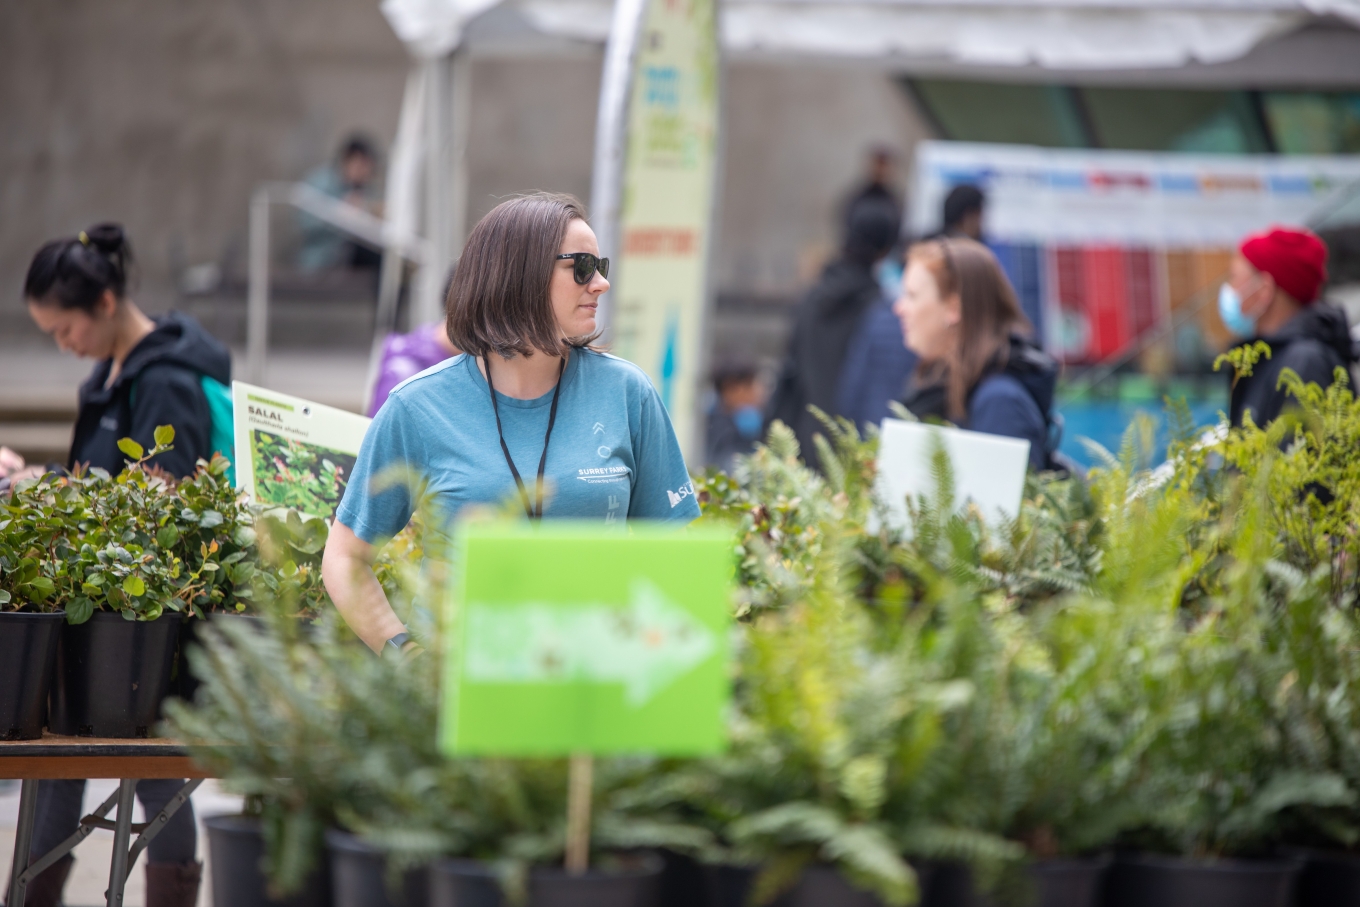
[156,525,181,549]
[66,597,94,624]
[117,438,144,460]
[153,425,176,447]
[199,511,224,530]
[0,589,10,605]
[122,575,146,597]
[26,577,55,601]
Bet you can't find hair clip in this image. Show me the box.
[78,231,90,246]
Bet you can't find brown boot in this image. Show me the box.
[145,861,202,907]
[22,854,74,907]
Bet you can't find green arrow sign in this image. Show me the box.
[441,522,733,756]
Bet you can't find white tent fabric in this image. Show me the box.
[385,0,1360,68]
[381,0,503,58]
[372,0,1360,332]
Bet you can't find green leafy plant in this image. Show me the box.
[251,430,356,519]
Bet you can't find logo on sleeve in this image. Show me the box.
[667,481,695,508]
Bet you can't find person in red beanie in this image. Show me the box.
[1219,226,1355,427]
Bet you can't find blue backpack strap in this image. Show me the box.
[198,375,236,485]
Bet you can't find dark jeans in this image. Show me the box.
[32,779,197,867]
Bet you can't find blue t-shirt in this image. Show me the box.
[335,350,700,542]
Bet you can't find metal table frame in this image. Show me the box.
[3,735,210,907]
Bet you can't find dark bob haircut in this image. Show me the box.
[445,192,598,359]
[24,223,134,313]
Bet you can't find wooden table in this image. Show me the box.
[3,734,211,907]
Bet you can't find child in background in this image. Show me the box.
[704,360,766,473]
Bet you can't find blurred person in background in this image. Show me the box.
[298,133,383,273]
[769,197,900,470]
[368,321,461,416]
[939,183,986,242]
[367,270,462,416]
[845,145,907,299]
[844,144,903,227]
[836,253,919,436]
[21,223,221,906]
[896,237,1059,472]
[704,359,766,472]
[1219,226,1355,427]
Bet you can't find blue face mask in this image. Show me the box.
[1218,282,1258,338]
[732,405,764,439]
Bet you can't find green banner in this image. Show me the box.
[440,522,732,756]
[608,0,720,460]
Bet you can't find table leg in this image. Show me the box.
[126,779,202,870]
[6,779,39,907]
[104,779,137,907]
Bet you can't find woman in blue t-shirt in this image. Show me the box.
[322,193,700,653]
[894,237,1059,471]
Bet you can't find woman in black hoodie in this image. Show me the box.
[20,223,227,907]
[25,223,232,479]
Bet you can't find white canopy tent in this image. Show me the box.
[376,0,1360,328]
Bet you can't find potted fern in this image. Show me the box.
[168,589,675,907]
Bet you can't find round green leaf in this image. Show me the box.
[122,575,146,597]
[117,438,145,460]
[153,425,176,447]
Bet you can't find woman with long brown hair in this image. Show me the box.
[893,237,1059,471]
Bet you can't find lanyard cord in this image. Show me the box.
[483,355,566,521]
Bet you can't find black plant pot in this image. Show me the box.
[1031,857,1110,907]
[1286,848,1360,907]
[700,864,883,907]
[50,610,182,738]
[656,849,707,907]
[919,860,984,907]
[326,829,429,907]
[0,610,65,740]
[700,863,757,907]
[1105,854,1298,907]
[205,814,331,907]
[175,612,264,702]
[431,854,662,907]
[781,865,884,907]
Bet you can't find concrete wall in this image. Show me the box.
[0,0,932,357]
[0,0,409,331]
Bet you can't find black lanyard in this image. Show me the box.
[483,356,566,521]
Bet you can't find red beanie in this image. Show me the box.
[1239,226,1328,305]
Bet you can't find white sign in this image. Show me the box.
[911,141,1360,247]
[874,419,1030,532]
[232,382,372,521]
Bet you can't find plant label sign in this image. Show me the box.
[441,522,732,756]
[874,419,1030,531]
[232,382,372,521]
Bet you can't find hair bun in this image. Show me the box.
[84,223,126,255]
[82,223,132,281]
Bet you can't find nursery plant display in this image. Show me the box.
[161,359,1360,906]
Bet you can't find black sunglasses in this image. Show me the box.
[556,252,610,285]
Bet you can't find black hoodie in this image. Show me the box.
[69,312,231,478]
[768,258,883,469]
[1229,301,1354,428]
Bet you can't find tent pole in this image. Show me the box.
[589,0,648,340]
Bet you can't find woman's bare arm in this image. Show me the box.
[322,520,407,653]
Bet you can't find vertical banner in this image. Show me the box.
[604,0,720,460]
